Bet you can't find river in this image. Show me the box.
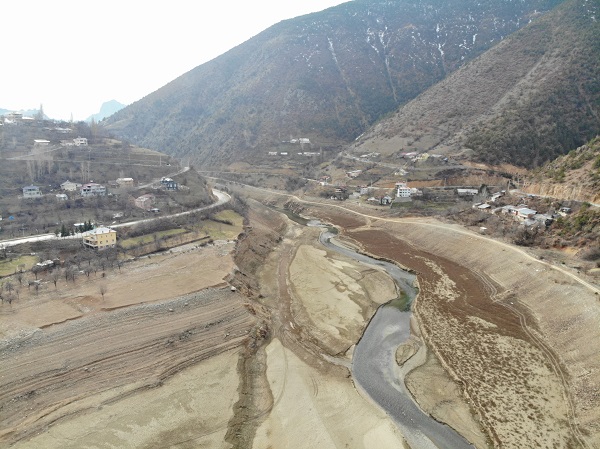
[319,230,475,449]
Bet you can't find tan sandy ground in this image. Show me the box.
[240,188,598,448]
[13,349,241,449]
[288,241,397,354]
[383,219,600,448]
[253,339,408,449]
[0,240,256,448]
[0,241,235,339]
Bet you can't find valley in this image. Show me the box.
[2,180,598,448]
[2,0,599,447]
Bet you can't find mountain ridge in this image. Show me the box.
[352,0,599,167]
[104,0,563,166]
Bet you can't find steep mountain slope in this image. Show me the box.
[105,0,561,166]
[524,135,600,203]
[353,0,599,168]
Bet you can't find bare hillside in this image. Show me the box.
[352,0,599,168]
[104,0,561,167]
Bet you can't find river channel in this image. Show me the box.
[319,229,475,449]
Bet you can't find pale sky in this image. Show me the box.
[1,0,348,121]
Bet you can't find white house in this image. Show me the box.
[516,207,537,220]
[34,139,50,147]
[116,177,134,188]
[396,182,412,198]
[61,180,82,191]
[456,188,479,196]
[81,182,106,197]
[23,185,42,198]
[56,193,68,201]
[73,137,88,146]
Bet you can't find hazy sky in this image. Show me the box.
[1,0,348,121]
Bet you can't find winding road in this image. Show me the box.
[0,189,230,249]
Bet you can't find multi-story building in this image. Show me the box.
[81,183,107,197]
[61,180,82,191]
[22,185,42,198]
[82,227,117,250]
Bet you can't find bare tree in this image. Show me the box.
[51,270,60,288]
[16,272,23,286]
[99,284,107,301]
[32,265,42,280]
[4,280,14,296]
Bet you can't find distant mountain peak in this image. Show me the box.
[86,100,126,123]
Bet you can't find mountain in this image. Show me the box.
[86,100,126,123]
[352,0,599,168]
[524,136,600,203]
[104,0,562,167]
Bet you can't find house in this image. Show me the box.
[332,187,348,200]
[268,151,278,156]
[516,207,537,220]
[60,180,82,191]
[380,195,393,205]
[81,182,107,197]
[490,192,504,203]
[160,177,178,191]
[134,193,155,210]
[346,170,362,178]
[396,182,412,198]
[477,203,492,211]
[34,139,50,146]
[299,138,311,144]
[73,137,88,146]
[23,185,42,198]
[456,188,479,197]
[559,207,572,216]
[116,177,135,188]
[534,214,554,226]
[501,205,517,215]
[55,193,68,201]
[82,227,117,250]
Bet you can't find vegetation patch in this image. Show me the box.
[119,228,188,249]
[0,255,38,277]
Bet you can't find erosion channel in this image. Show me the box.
[319,228,475,449]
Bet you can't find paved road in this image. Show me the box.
[0,189,230,249]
